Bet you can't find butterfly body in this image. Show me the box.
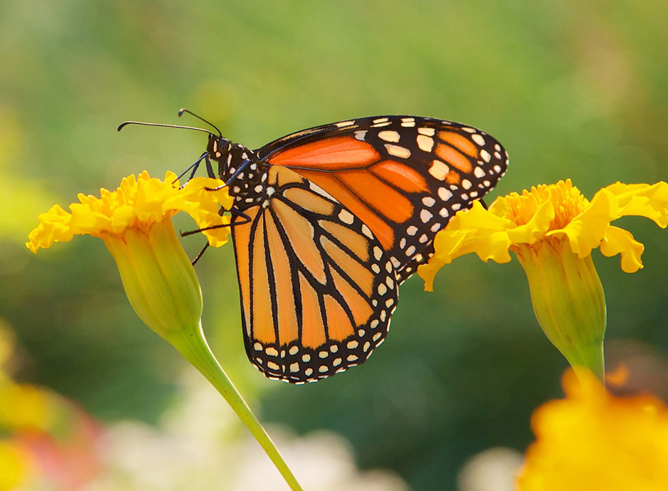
[200,115,509,383]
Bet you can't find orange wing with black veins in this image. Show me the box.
[256,116,509,282]
[231,166,399,384]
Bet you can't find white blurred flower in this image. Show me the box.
[80,368,410,491]
[228,428,408,491]
[457,447,523,491]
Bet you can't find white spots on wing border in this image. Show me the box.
[417,134,434,152]
[338,209,355,224]
[385,144,411,158]
[378,130,401,142]
[429,160,449,180]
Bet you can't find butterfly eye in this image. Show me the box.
[209,137,230,159]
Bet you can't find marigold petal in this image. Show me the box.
[25,204,74,253]
[548,189,616,258]
[419,201,517,290]
[600,225,645,273]
[506,200,555,245]
[417,259,446,292]
[474,231,514,263]
[437,229,491,264]
[603,181,668,227]
[452,199,510,230]
[431,200,555,266]
[69,203,113,234]
[418,224,499,292]
[110,205,138,233]
[434,201,516,264]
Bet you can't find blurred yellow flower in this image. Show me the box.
[0,440,30,491]
[0,324,15,373]
[517,370,668,491]
[419,180,668,378]
[0,384,56,433]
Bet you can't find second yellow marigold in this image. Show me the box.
[419,179,668,290]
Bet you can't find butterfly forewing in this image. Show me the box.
[232,166,398,384]
[257,116,509,282]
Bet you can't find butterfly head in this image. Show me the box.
[206,135,260,188]
[207,134,231,162]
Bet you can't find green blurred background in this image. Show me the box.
[1,0,668,489]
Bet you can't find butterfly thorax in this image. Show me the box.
[207,135,270,211]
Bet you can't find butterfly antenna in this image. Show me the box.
[117,121,217,137]
[178,108,223,137]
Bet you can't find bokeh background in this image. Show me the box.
[2,0,668,489]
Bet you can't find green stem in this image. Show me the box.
[168,324,303,491]
[563,339,606,385]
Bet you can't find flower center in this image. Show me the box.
[500,179,589,231]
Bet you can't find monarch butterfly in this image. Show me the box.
[119,113,509,384]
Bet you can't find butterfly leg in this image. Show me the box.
[174,152,209,185]
[204,159,252,191]
[191,242,210,266]
[188,206,249,266]
[227,206,252,223]
[204,154,216,179]
[180,207,252,238]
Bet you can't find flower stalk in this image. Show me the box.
[167,326,303,491]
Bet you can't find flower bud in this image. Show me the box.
[103,219,202,340]
[514,238,606,379]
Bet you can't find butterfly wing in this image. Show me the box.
[232,166,398,384]
[256,116,509,282]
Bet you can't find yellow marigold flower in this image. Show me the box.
[26,170,233,252]
[420,179,668,280]
[517,370,668,491]
[25,171,303,490]
[26,171,232,339]
[419,180,668,378]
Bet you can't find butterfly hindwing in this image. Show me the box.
[231,166,399,384]
[256,116,509,282]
